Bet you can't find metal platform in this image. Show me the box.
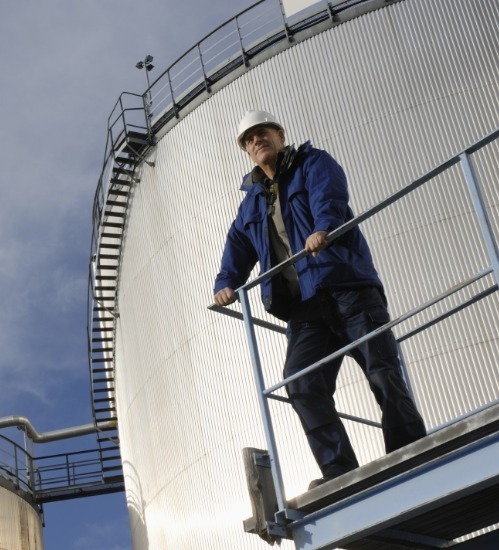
[286,403,499,549]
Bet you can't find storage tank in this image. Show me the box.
[90,0,499,547]
[0,478,43,549]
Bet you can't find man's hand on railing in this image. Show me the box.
[214,287,237,306]
[304,230,328,257]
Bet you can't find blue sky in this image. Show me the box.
[0,1,250,548]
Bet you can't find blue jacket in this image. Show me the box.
[214,142,383,313]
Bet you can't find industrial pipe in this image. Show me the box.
[0,416,117,443]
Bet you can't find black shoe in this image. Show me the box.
[308,476,333,490]
[308,465,356,490]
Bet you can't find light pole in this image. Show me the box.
[136,55,154,131]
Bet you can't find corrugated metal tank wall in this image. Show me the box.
[113,0,499,547]
[0,484,44,549]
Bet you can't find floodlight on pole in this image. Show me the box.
[136,55,155,123]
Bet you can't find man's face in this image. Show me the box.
[243,126,285,168]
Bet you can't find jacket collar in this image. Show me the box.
[240,141,311,191]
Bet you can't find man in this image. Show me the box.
[214,110,426,489]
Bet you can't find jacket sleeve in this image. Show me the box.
[303,150,350,234]
[214,214,258,294]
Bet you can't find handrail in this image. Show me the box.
[263,268,492,396]
[0,433,33,494]
[0,420,121,501]
[211,128,499,515]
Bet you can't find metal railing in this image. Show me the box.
[32,448,119,495]
[0,421,124,503]
[145,0,382,136]
[211,128,499,513]
[0,433,33,495]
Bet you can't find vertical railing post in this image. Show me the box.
[235,15,250,67]
[66,454,71,486]
[460,152,499,284]
[167,70,179,119]
[27,453,35,493]
[14,445,19,488]
[238,288,287,513]
[197,43,211,94]
[142,92,153,143]
[277,0,294,42]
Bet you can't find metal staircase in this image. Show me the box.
[87,93,155,488]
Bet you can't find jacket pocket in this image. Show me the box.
[367,307,399,360]
[242,197,265,230]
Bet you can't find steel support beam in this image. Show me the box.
[290,432,499,549]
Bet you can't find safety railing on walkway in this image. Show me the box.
[0,432,124,504]
[0,433,33,496]
[210,128,499,515]
[145,0,386,136]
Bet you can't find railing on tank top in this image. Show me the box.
[209,127,499,512]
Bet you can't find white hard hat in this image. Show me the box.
[236,110,285,150]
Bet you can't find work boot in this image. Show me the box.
[308,463,357,490]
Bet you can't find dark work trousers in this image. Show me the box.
[284,287,426,476]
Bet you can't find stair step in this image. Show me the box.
[93,378,115,384]
[102,464,123,472]
[94,397,115,403]
[98,254,120,260]
[97,444,120,451]
[100,232,123,239]
[102,475,125,484]
[102,221,124,228]
[113,167,134,176]
[95,285,117,291]
[92,357,114,364]
[105,200,127,208]
[104,210,126,218]
[96,264,118,270]
[101,454,122,462]
[92,326,114,332]
[127,131,148,141]
[110,178,132,187]
[92,337,113,342]
[109,181,130,193]
[107,189,129,198]
[92,367,114,373]
[93,316,114,322]
[114,156,135,165]
[95,407,116,414]
[96,417,117,425]
[104,211,125,218]
[93,387,115,393]
[95,275,117,280]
